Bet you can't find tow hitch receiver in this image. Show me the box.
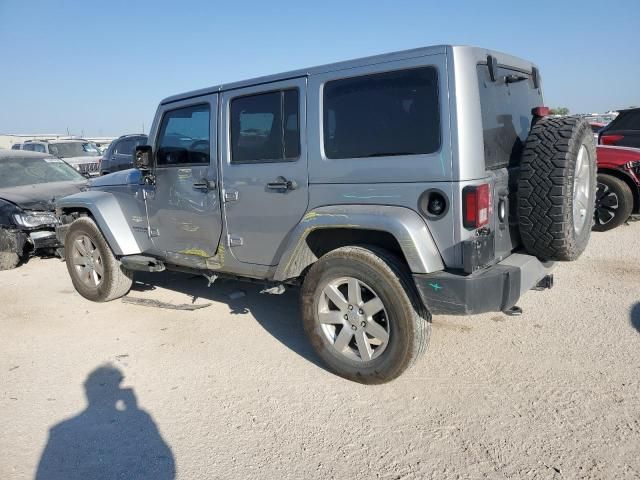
[503,306,523,316]
[534,274,554,291]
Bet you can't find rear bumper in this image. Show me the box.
[414,253,554,315]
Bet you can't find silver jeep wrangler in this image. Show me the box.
[56,45,596,383]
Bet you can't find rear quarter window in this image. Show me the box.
[477,64,543,169]
[323,67,440,159]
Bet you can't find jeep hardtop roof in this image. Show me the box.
[161,45,539,105]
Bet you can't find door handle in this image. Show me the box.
[193,179,216,191]
[266,176,298,191]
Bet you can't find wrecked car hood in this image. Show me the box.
[0,181,87,211]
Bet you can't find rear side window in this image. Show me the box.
[114,139,136,155]
[476,64,543,169]
[157,104,210,166]
[230,89,300,164]
[24,143,46,153]
[610,110,640,131]
[323,67,440,159]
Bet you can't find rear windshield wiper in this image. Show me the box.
[504,74,528,84]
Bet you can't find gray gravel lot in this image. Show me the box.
[1,223,639,479]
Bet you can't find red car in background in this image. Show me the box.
[594,145,640,231]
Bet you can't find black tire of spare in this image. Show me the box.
[518,116,597,261]
[64,217,133,302]
[593,174,634,232]
[300,245,431,384]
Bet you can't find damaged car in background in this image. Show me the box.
[0,150,87,270]
[23,139,102,176]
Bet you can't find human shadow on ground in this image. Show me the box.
[631,303,640,334]
[36,364,175,480]
[130,270,327,372]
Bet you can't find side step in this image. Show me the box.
[120,255,166,272]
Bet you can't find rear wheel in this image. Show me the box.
[64,217,133,302]
[300,245,430,384]
[593,174,634,232]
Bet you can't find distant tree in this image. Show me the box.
[549,107,570,116]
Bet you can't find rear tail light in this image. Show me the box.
[463,184,490,229]
[600,134,624,145]
[532,106,550,117]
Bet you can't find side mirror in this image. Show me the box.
[134,145,153,171]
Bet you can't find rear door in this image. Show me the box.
[476,63,543,261]
[220,78,308,266]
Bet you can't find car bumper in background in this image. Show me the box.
[413,253,554,315]
[28,230,59,249]
[0,228,58,256]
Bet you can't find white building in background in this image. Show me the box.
[0,134,115,150]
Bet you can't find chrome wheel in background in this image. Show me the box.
[594,182,620,227]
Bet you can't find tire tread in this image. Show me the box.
[518,116,596,260]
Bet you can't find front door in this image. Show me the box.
[145,95,222,261]
[220,78,308,266]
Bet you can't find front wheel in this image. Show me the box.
[593,174,634,232]
[64,217,133,302]
[300,245,431,384]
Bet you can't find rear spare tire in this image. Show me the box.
[518,116,596,261]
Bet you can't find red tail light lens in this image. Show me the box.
[463,184,490,229]
[532,106,550,117]
[601,134,624,145]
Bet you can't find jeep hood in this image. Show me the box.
[90,169,142,187]
[0,180,87,211]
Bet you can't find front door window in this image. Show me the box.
[157,104,210,166]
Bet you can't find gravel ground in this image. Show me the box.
[1,223,639,479]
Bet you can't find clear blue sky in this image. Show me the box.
[1,0,638,137]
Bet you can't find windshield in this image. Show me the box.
[0,157,85,188]
[48,142,100,158]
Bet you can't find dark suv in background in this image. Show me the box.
[99,134,147,175]
[599,108,640,148]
